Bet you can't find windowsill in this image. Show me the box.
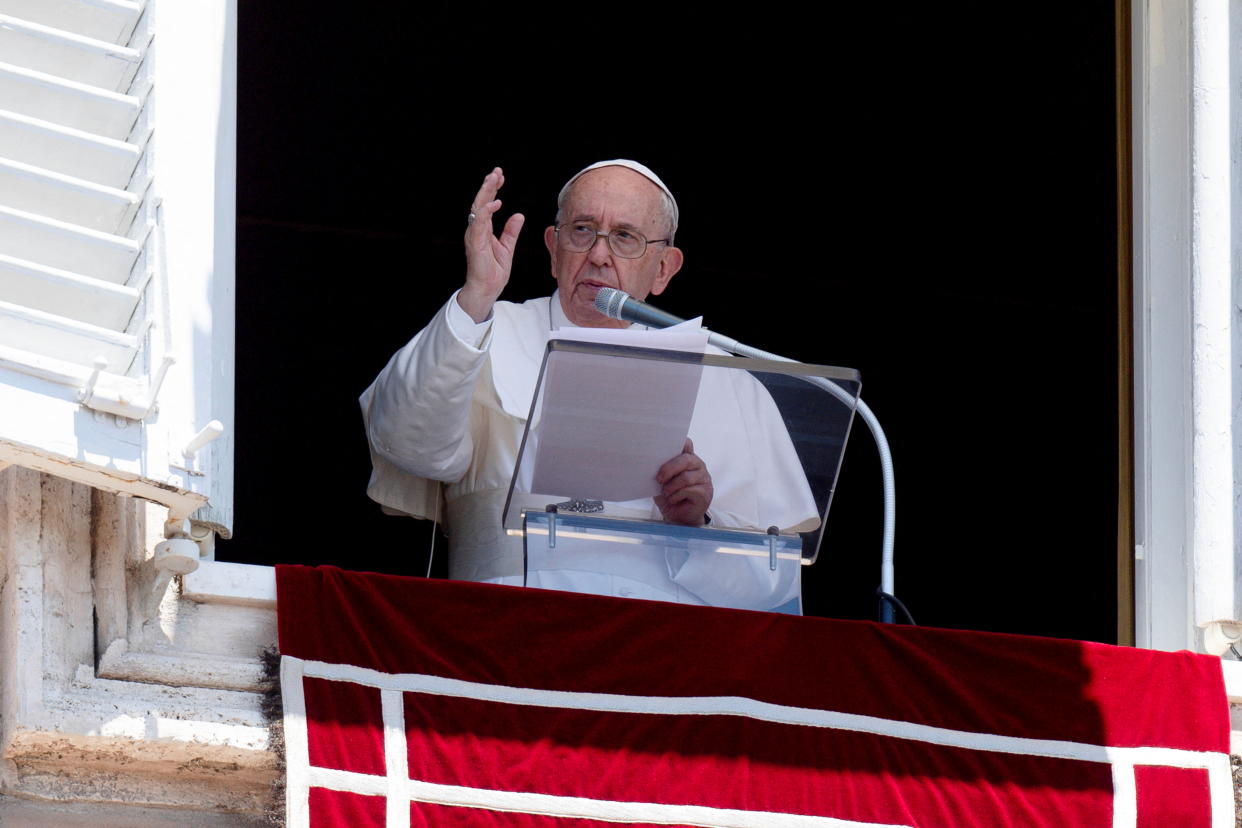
[182,559,276,607]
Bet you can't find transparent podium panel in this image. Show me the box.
[522,510,805,614]
[503,339,861,610]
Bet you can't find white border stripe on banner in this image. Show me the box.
[299,766,913,828]
[298,658,1227,769]
[282,655,1232,827]
[382,689,411,828]
[1205,753,1233,828]
[306,765,388,797]
[1110,761,1136,828]
[281,656,312,828]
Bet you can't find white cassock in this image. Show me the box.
[360,290,820,611]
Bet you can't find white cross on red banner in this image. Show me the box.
[277,566,1232,827]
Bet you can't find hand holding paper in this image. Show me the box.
[655,438,713,525]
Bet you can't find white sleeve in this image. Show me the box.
[360,290,492,483]
[445,291,494,347]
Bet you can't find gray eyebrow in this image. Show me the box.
[570,215,644,232]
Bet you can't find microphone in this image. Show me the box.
[594,287,686,329]
[593,286,745,355]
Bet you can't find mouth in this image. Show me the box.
[579,279,613,297]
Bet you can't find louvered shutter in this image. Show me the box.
[0,0,233,534]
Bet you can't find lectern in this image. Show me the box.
[502,339,860,614]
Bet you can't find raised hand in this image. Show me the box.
[458,167,526,323]
[655,438,714,526]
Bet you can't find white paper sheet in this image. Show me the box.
[527,321,709,503]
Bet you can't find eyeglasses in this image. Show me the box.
[555,223,670,259]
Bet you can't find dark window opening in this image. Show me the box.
[226,3,1120,642]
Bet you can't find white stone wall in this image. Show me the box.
[1135,0,1242,655]
[0,465,277,821]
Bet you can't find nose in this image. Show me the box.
[586,232,613,266]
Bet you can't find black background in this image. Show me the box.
[223,3,1119,642]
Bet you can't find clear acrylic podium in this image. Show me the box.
[501,339,860,614]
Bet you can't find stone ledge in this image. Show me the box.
[0,793,269,826]
[182,561,275,609]
[97,640,268,694]
[1,665,276,813]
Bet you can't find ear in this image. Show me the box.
[543,225,558,278]
[650,246,684,296]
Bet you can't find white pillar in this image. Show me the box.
[1189,0,1238,650]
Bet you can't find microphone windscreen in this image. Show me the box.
[594,287,628,320]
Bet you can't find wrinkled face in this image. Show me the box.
[543,167,684,328]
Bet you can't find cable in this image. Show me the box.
[425,493,440,579]
[876,589,916,625]
[707,331,899,622]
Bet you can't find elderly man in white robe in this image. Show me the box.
[361,160,819,610]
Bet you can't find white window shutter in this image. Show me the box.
[0,0,234,535]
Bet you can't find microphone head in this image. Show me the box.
[594,287,629,320]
